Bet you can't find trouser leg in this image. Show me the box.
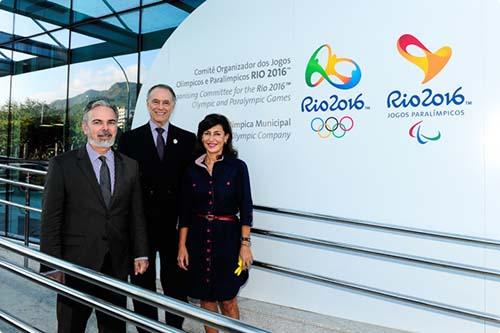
[56,292,92,333]
[94,287,126,333]
[160,247,188,329]
[131,250,158,333]
[95,253,127,333]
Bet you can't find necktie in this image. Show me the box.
[155,127,165,160]
[98,156,112,207]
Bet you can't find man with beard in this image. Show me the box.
[40,99,149,333]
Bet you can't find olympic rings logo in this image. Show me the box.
[310,116,354,139]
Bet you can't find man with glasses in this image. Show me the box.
[119,84,196,330]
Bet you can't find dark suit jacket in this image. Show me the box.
[118,123,196,249]
[40,146,148,279]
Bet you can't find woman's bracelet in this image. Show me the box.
[241,236,251,247]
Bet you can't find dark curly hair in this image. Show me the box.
[196,113,238,157]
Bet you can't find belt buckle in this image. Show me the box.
[206,214,215,221]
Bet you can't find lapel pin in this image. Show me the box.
[173,139,178,144]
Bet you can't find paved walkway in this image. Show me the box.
[0,249,409,333]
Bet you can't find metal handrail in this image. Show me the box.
[1,161,499,248]
[0,259,183,333]
[0,199,42,213]
[0,177,44,191]
[252,260,500,325]
[0,308,43,333]
[254,205,500,247]
[0,237,270,333]
[252,228,500,278]
[3,164,500,327]
[0,163,47,175]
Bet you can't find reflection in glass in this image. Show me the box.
[68,53,138,148]
[0,0,207,241]
[14,0,71,27]
[139,49,158,89]
[8,67,60,239]
[72,0,140,24]
[10,65,68,160]
[0,9,14,38]
[0,75,11,158]
[11,28,69,76]
[141,2,191,52]
[71,11,139,65]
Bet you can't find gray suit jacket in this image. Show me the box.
[40,146,148,279]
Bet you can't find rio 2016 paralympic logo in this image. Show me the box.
[397,34,451,84]
[388,34,466,145]
[388,34,460,110]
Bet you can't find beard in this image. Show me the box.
[87,130,115,148]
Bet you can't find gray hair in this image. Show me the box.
[146,84,176,102]
[82,99,118,123]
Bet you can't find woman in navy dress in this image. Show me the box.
[177,114,253,332]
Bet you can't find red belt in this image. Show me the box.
[197,214,237,222]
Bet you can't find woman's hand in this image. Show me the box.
[177,246,189,270]
[239,244,253,269]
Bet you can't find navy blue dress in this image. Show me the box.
[179,155,253,301]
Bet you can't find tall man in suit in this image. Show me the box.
[119,84,196,330]
[40,100,149,333]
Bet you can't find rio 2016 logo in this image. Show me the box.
[305,44,362,90]
[302,43,367,141]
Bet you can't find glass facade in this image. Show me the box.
[0,0,204,240]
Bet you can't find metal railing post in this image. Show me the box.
[23,171,31,267]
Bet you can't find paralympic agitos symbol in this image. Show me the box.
[409,120,441,144]
[305,44,362,90]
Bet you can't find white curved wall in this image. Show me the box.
[133,1,500,331]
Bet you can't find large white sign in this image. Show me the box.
[133,0,500,236]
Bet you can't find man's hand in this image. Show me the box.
[44,270,65,284]
[134,259,149,275]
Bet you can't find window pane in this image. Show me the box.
[71,12,139,64]
[15,0,70,28]
[0,75,11,158]
[11,29,69,75]
[139,49,158,85]
[141,3,189,51]
[141,2,188,33]
[10,65,68,160]
[0,74,10,237]
[7,65,66,239]
[0,49,12,78]
[0,8,14,36]
[72,0,140,23]
[68,53,138,148]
